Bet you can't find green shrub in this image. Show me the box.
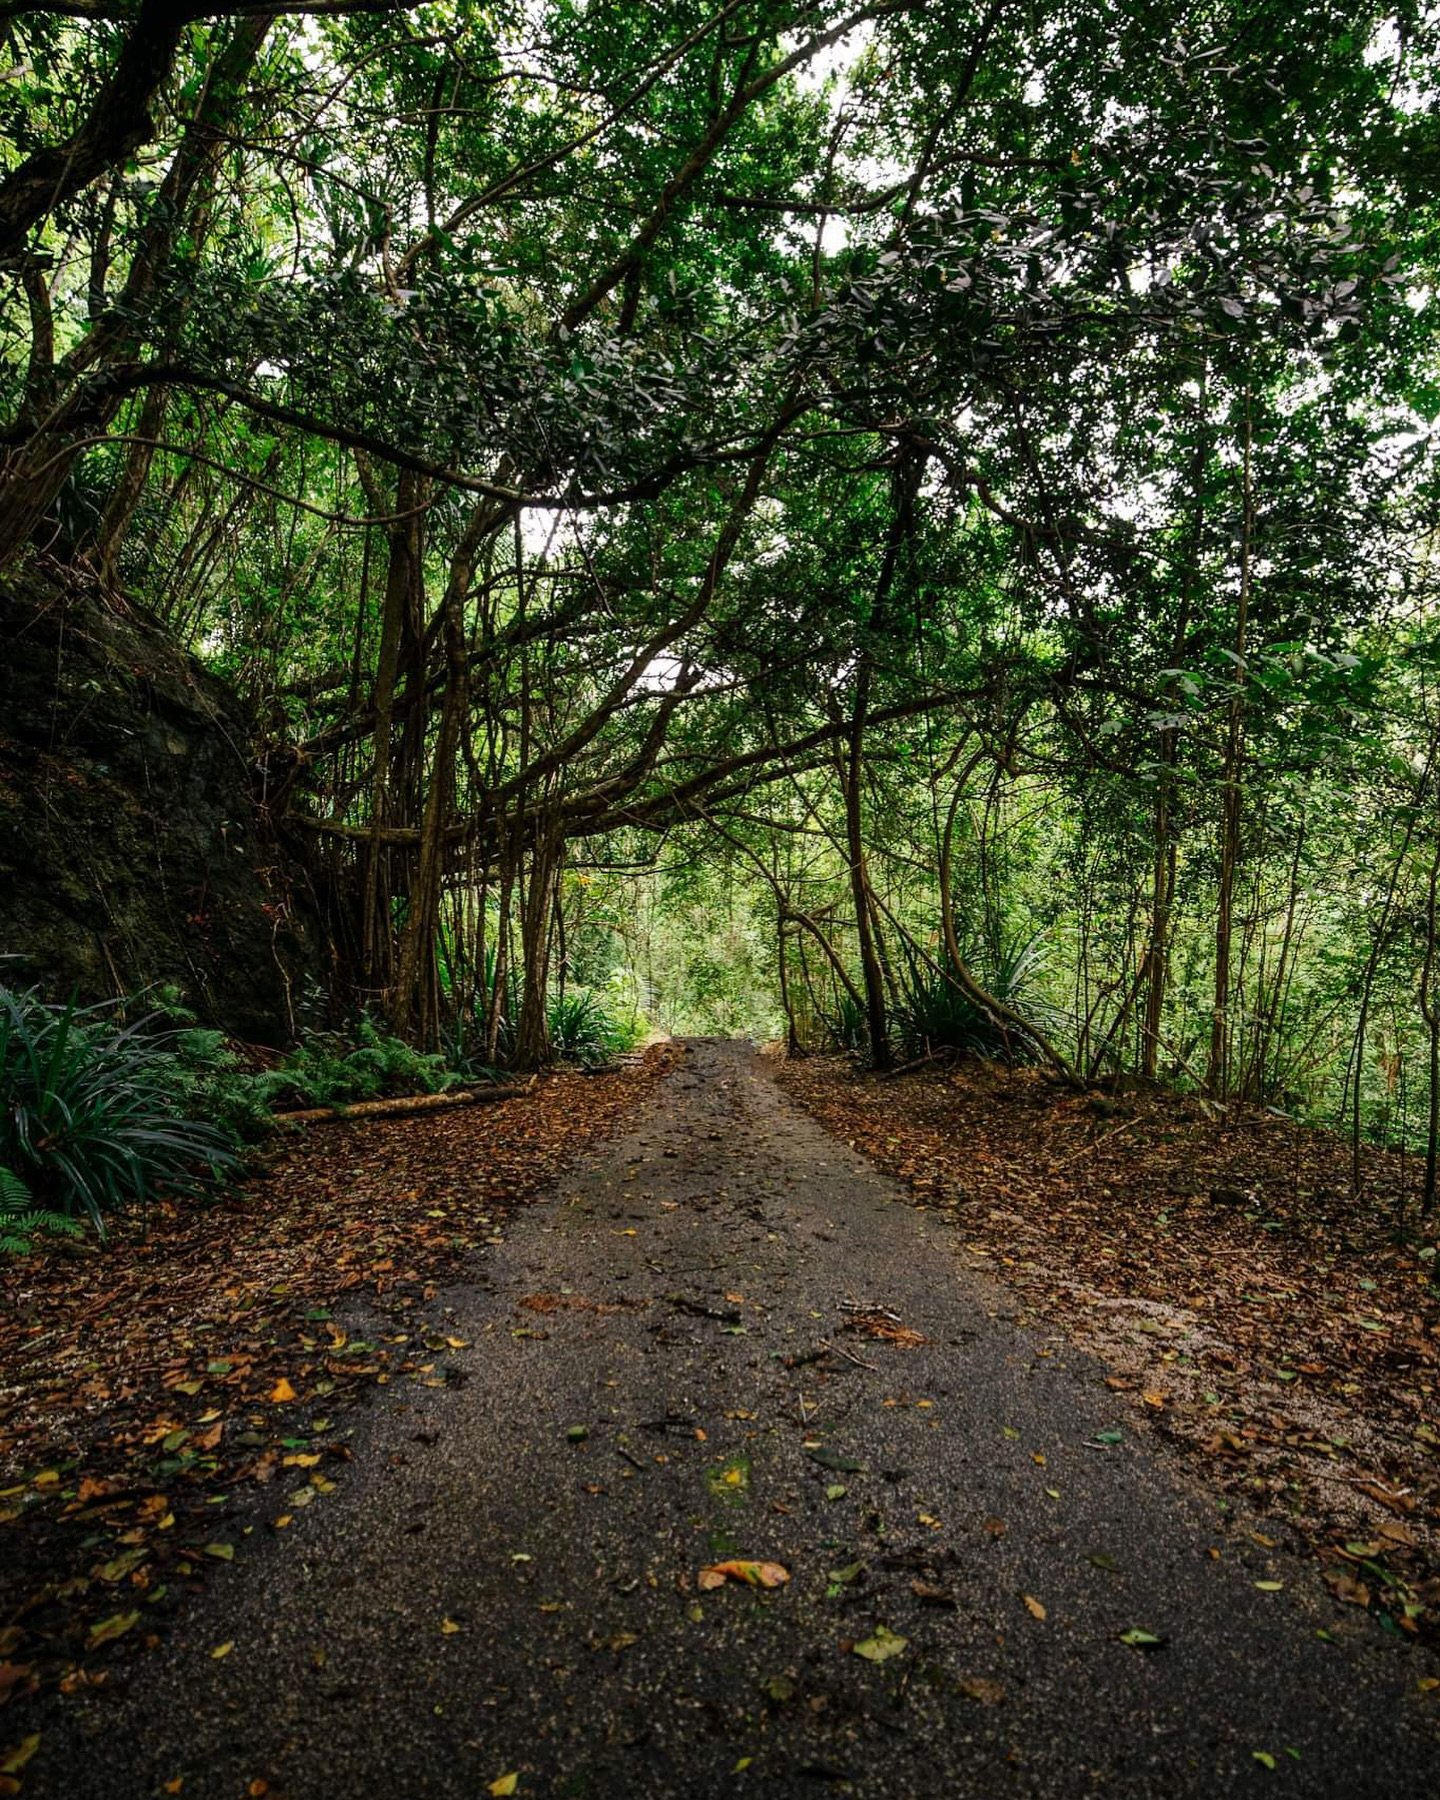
[895,932,1067,1064]
[261,1018,457,1111]
[0,985,237,1236]
[825,992,868,1054]
[547,989,612,1063]
[546,985,645,1064]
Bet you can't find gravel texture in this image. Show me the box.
[31,1039,1440,1797]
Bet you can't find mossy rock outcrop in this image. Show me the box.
[0,564,320,1042]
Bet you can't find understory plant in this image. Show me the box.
[0,1164,83,1255]
[894,932,1068,1065]
[546,988,621,1064]
[259,1017,458,1111]
[0,984,237,1237]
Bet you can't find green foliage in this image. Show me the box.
[895,935,1066,1066]
[826,993,868,1055]
[546,987,645,1065]
[2,0,1439,1174]
[0,985,237,1237]
[261,1019,457,1111]
[0,1164,83,1256]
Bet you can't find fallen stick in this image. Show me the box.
[271,1075,536,1128]
[1054,1115,1140,1168]
[665,1294,743,1324]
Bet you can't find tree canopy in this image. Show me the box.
[3,0,1440,1181]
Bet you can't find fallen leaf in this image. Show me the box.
[441,1618,463,1635]
[210,1642,234,1660]
[0,1738,39,1778]
[957,1676,1004,1704]
[825,1561,865,1596]
[910,1580,955,1608]
[1118,1627,1165,1648]
[86,1611,140,1650]
[697,1560,790,1591]
[269,1379,297,1404]
[1023,1594,1047,1621]
[1323,1571,1371,1607]
[853,1625,908,1662]
[804,1446,862,1473]
[488,1775,519,1796]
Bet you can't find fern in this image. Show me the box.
[0,1166,83,1255]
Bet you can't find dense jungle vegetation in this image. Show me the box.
[3,0,1440,1216]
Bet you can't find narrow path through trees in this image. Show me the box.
[33,1043,1440,1797]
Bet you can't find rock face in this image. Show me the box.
[0,564,319,1042]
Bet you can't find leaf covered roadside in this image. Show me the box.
[0,1049,671,1724]
[775,1054,1440,1643]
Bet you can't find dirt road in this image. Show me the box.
[35,1040,1440,1797]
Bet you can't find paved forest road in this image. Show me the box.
[42,1041,1440,1798]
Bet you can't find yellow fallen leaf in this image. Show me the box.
[270,1379,297,1404]
[1023,1594,1047,1621]
[441,1618,463,1635]
[283,1454,321,1468]
[210,1642,234,1660]
[0,1737,39,1777]
[163,1782,184,1796]
[917,1512,942,1529]
[697,1560,789,1591]
[489,1776,519,1797]
[1142,1392,1166,1409]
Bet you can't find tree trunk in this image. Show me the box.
[845,663,890,1070]
[1206,398,1252,1098]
